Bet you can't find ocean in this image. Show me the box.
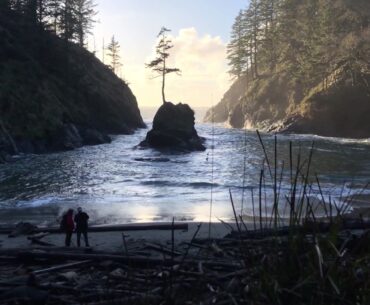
[0,107,369,227]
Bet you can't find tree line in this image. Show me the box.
[227,0,369,88]
[2,0,97,47]
[1,0,125,74]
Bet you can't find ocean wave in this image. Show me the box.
[14,196,57,207]
[281,133,370,145]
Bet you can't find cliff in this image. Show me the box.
[205,67,370,138]
[204,0,370,139]
[0,9,145,158]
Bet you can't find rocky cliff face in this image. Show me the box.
[203,76,247,125]
[204,66,370,139]
[0,10,145,157]
[205,0,369,139]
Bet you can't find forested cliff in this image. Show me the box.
[204,0,370,138]
[0,1,145,161]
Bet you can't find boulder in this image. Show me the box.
[50,124,111,151]
[0,120,19,157]
[140,102,206,152]
[79,127,112,146]
[228,103,245,128]
[0,150,12,163]
[53,123,84,150]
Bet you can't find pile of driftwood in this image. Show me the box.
[0,220,369,305]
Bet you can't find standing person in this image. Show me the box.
[61,209,75,247]
[74,207,90,247]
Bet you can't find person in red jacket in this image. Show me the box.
[61,209,75,247]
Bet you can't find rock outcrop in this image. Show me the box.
[50,124,112,151]
[0,9,145,158]
[140,102,206,152]
[270,76,370,138]
[0,122,112,157]
[203,76,247,124]
[204,67,370,139]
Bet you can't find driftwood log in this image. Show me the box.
[32,260,93,275]
[0,222,189,235]
[12,250,242,269]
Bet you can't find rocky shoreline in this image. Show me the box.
[204,67,370,139]
[0,123,114,163]
[0,10,146,163]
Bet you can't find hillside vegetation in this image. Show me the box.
[205,0,370,138]
[0,6,145,159]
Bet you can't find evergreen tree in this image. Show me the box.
[46,0,62,33]
[36,0,47,24]
[249,0,262,77]
[146,27,181,104]
[226,0,369,91]
[56,0,97,46]
[227,10,248,79]
[259,0,279,71]
[74,0,97,47]
[241,7,256,79]
[59,0,76,41]
[24,0,37,24]
[9,0,24,12]
[106,35,122,74]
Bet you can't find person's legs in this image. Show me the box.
[83,231,89,247]
[65,231,72,246]
[77,231,81,247]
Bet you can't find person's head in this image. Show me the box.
[77,207,82,213]
[67,209,74,215]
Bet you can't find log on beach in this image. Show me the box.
[226,220,370,239]
[0,222,189,235]
[0,248,242,270]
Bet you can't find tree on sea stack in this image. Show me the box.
[139,102,206,152]
[146,27,181,104]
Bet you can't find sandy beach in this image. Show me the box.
[0,222,235,252]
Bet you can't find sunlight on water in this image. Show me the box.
[0,118,369,226]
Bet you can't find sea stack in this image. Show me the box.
[140,102,206,152]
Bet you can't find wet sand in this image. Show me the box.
[0,222,235,252]
[1,194,369,252]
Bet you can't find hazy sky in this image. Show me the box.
[91,1,247,108]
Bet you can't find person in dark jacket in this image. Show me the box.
[74,207,90,247]
[62,209,75,247]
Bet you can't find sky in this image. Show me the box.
[91,0,247,108]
